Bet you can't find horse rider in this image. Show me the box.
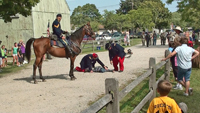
[105,42,126,72]
[52,14,73,57]
[75,53,108,72]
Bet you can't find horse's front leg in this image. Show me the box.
[69,56,77,80]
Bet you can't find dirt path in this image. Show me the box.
[0,41,168,113]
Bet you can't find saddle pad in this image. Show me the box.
[50,40,65,48]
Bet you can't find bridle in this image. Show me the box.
[84,24,92,36]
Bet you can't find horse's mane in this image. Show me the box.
[70,25,85,40]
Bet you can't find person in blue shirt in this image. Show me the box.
[162,36,199,96]
[52,14,72,57]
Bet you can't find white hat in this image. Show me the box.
[173,26,183,33]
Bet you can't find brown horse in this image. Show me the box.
[25,22,95,84]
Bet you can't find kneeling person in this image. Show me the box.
[76,53,108,72]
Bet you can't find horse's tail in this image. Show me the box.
[25,38,35,63]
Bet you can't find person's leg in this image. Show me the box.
[119,57,125,71]
[12,55,15,65]
[184,68,192,94]
[155,39,156,45]
[112,56,119,71]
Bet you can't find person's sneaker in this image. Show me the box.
[173,83,183,90]
[183,92,189,96]
[188,88,193,95]
[119,70,123,72]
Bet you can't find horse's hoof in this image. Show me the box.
[42,79,46,82]
[71,77,77,80]
[34,81,38,84]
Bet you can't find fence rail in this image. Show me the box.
[81,50,170,113]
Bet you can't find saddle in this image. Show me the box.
[49,34,82,55]
[49,34,65,48]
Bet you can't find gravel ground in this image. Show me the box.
[0,41,168,113]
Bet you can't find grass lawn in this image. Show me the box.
[81,38,141,54]
[96,67,200,113]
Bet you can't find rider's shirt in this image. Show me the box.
[52,19,64,39]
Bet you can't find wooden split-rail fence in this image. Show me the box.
[81,50,170,113]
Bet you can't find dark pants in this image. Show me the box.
[146,39,150,47]
[59,38,68,47]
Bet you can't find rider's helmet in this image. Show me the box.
[57,14,62,17]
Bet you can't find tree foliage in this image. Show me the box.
[70,3,101,28]
[102,10,118,31]
[127,8,154,30]
[166,0,200,28]
[139,1,171,30]
[0,0,39,22]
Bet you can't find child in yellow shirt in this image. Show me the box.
[147,80,187,113]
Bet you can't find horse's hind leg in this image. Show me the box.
[33,57,42,84]
[38,57,46,82]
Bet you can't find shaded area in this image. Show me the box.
[13,74,69,84]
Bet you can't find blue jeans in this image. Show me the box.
[58,38,68,47]
[177,67,191,82]
[153,39,156,45]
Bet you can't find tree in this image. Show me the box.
[71,3,101,28]
[0,0,39,22]
[127,8,154,30]
[139,1,171,30]
[171,12,188,29]
[166,0,200,29]
[102,10,118,32]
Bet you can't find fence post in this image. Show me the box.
[92,40,94,52]
[105,78,119,113]
[149,57,156,103]
[165,50,170,80]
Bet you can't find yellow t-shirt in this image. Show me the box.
[147,96,182,113]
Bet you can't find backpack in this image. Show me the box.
[93,66,106,73]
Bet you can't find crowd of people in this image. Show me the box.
[0,39,28,72]
[147,26,199,113]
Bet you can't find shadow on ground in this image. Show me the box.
[13,74,69,84]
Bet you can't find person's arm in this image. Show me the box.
[96,59,108,70]
[147,100,154,113]
[17,49,20,57]
[192,50,199,60]
[161,51,177,61]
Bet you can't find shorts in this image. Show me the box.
[13,54,17,56]
[0,58,2,65]
[177,67,191,82]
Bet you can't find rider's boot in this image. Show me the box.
[65,45,73,59]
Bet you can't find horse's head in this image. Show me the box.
[84,22,95,39]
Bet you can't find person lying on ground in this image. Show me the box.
[75,53,108,73]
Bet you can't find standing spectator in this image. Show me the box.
[19,39,27,64]
[1,45,5,67]
[17,44,23,66]
[141,31,146,46]
[173,26,184,42]
[75,53,108,72]
[0,41,2,72]
[147,80,186,113]
[162,36,199,96]
[2,45,8,67]
[105,42,126,72]
[126,32,130,46]
[160,33,166,45]
[124,33,127,46]
[168,41,182,90]
[145,32,150,47]
[149,33,152,45]
[185,31,193,47]
[192,31,196,42]
[11,42,18,66]
[153,31,157,45]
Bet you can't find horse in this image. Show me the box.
[25,22,95,84]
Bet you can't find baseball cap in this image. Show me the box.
[57,14,62,17]
[92,53,98,59]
